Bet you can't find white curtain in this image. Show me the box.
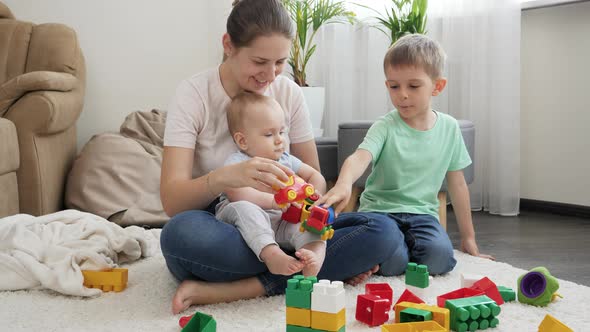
[307,0,521,216]
[306,23,392,134]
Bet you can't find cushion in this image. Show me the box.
[65,110,169,227]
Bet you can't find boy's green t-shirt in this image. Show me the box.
[357,110,472,219]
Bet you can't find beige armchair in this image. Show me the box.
[0,118,18,217]
[0,2,85,216]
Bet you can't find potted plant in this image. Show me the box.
[364,0,428,46]
[281,0,356,137]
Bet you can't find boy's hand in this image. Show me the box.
[314,183,352,216]
[461,238,495,261]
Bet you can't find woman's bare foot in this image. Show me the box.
[260,244,304,275]
[345,265,379,286]
[172,280,206,314]
[171,277,265,314]
[295,248,323,277]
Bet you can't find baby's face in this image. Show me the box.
[241,101,287,160]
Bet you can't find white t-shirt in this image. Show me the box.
[164,66,313,178]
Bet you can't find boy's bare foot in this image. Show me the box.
[295,248,323,277]
[260,244,304,275]
[345,265,379,286]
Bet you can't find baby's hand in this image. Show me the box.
[314,183,352,216]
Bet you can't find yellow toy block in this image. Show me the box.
[382,324,414,332]
[311,308,345,331]
[286,307,311,327]
[538,314,573,332]
[395,301,449,331]
[82,268,128,292]
[382,320,447,332]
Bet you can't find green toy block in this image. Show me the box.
[286,325,345,332]
[498,285,516,302]
[286,275,317,309]
[405,263,429,288]
[517,267,560,307]
[181,312,216,332]
[399,307,433,323]
[445,295,501,332]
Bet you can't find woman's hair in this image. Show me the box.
[383,34,446,80]
[227,0,294,48]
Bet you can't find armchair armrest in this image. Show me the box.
[4,80,84,135]
[0,71,77,116]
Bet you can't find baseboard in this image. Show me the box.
[520,199,590,219]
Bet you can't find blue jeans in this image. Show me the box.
[160,202,399,296]
[366,212,457,276]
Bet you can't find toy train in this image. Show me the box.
[274,175,335,240]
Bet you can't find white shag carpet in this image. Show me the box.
[1,251,588,332]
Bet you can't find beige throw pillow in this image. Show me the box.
[0,71,76,117]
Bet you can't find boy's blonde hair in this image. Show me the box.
[227,92,276,135]
[383,34,446,80]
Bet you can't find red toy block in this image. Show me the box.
[469,277,504,305]
[282,205,302,224]
[308,206,330,226]
[179,315,192,328]
[179,312,216,332]
[356,293,391,327]
[436,287,484,307]
[306,212,327,232]
[366,283,393,309]
[395,289,425,306]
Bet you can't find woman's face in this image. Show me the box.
[227,34,291,94]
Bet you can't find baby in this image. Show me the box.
[215,92,327,276]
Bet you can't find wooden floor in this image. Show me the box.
[446,208,590,286]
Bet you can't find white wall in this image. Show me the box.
[521,1,590,206]
[3,0,233,148]
[6,1,589,207]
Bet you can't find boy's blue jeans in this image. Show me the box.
[369,212,457,276]
[160,205,455,296]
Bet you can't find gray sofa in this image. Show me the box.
[316,119,475,229]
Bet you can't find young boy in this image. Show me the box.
[316,34,493,276]
[215,92,327,277]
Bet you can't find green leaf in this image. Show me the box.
[364,0,429,45]
[281,0,356,86]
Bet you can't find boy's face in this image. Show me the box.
[384,65,446,122]
[234,101,287,160]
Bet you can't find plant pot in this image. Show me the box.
[301,86,325,138]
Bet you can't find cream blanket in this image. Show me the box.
[0,209,160,296]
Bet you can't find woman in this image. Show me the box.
[160,0,393,314]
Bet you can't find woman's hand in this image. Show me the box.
[461,237,495,261]
[313,182,352,216]
[219,157,293,193]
